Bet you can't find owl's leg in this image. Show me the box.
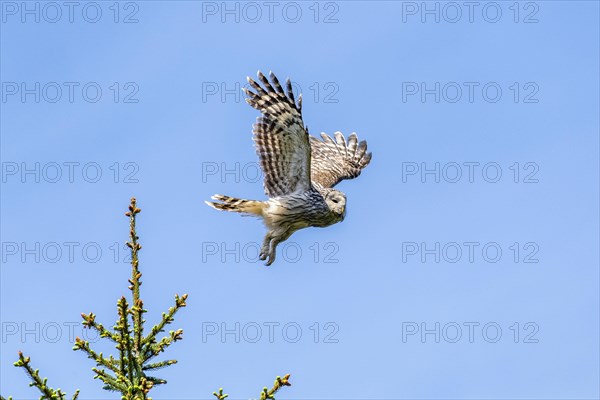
[264,229,293,266]
[259,231,273,262]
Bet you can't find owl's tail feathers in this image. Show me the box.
[205,194,265,216]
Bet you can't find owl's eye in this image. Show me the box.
[332,198,339,204]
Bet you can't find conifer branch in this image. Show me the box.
[70,197,186,399]
[142,359,177,371]
[212,388,228,400]
[259,374,292,400]
[80,312,119,342]
[146,328,184,360]
[73,338,120,373]
[143,294,187,351]
[126,198,144,358]
[114,296,132,377]
[92,368,128,392]
[11,351,78,400]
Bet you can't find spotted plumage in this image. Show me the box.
[206,71,372,266]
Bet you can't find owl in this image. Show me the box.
[206,71,372,266]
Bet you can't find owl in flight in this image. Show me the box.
[206,71,372,266]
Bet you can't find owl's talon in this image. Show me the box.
[264,247,277,266]
[265,254,275,266]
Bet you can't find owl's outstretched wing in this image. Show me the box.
[309,132,372,188]
[244,71,312,197]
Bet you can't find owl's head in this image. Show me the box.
[325,189,346,220]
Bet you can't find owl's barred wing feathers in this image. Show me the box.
[310,132,372,188]
[244,71,311,198]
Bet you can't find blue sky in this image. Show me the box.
[1,1,599,399]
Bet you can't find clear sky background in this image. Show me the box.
[1,1,599,399]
